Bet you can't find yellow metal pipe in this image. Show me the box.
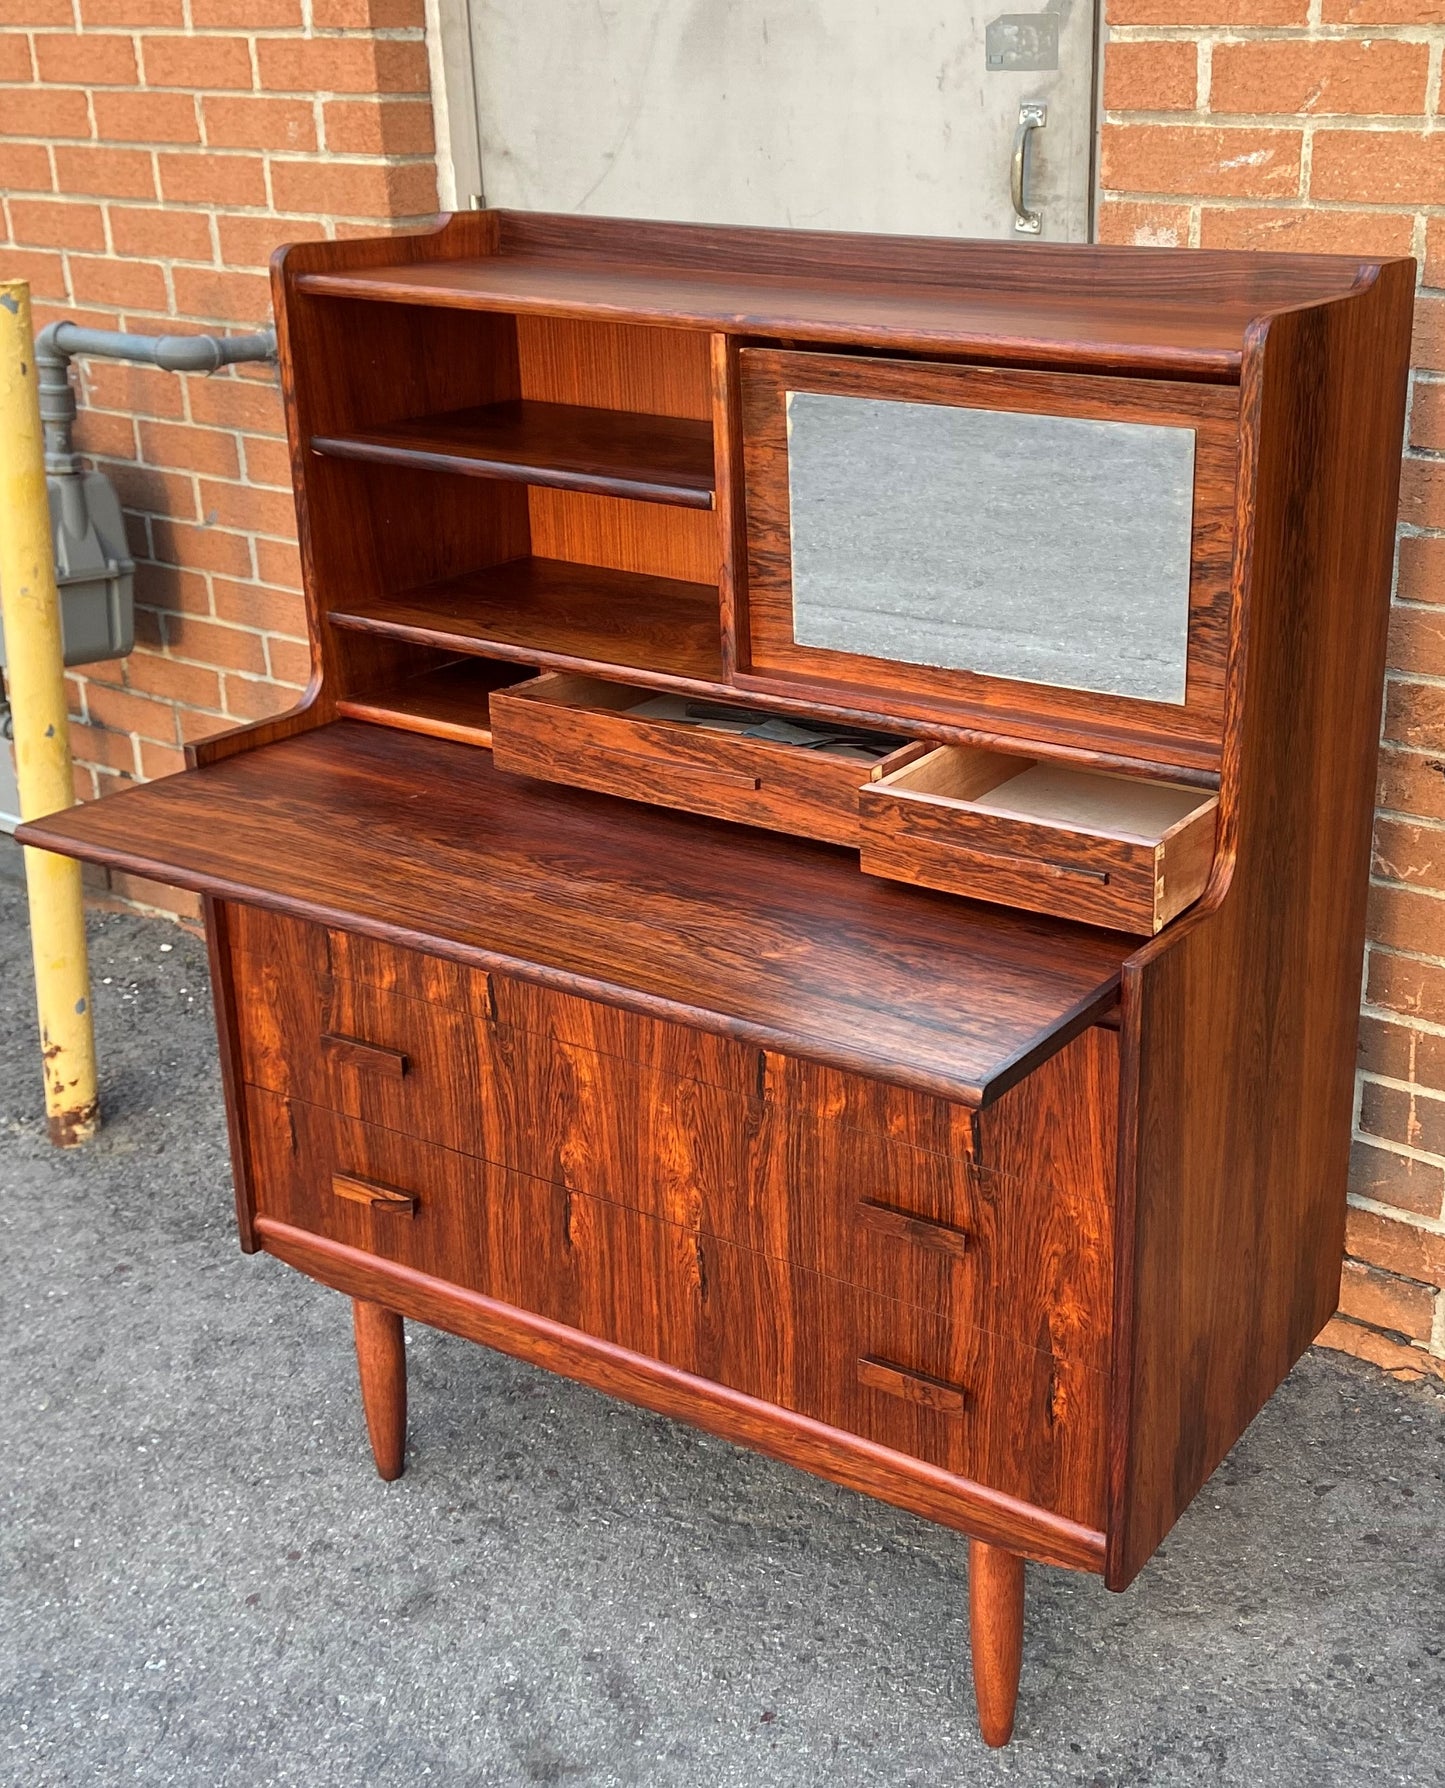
[0,279,99,1146]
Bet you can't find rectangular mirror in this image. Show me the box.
[784,391,1197,705]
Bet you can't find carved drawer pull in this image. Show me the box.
[858,1198,971,1260]
[331,1172,417,1215]
[604,744,761,791]
[321,1033,409,1078]
[857,1355,968,1416]
[954,840,1111,886]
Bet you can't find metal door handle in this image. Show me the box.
[1011,103,1047,235]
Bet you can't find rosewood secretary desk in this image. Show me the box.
[20,213,1413,1748]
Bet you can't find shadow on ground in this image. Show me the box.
[1,841,1441,1787]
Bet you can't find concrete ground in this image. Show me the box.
[1,839,1442,1788]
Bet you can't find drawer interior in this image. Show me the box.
[862,744,1219,932]
[875,746,1214,843]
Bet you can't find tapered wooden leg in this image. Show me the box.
[352,1298,406,1481]
[969,1540,1025,1748]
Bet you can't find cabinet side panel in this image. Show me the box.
[203,898,259,1252]
[981,1024,1118,1373]
[1109,264,1415,1589]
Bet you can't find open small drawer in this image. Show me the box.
[858,747,1219,934]
[489,673,925,847]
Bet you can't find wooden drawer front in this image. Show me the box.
[489,671,922,848]
[249,1089,569,1313]
[231,947,506,1161]
[757,1107,1111,1374]
[223,905,1110,1365]
[489,974,762,1102]
[226,909,1110,1364]
[229,901,765,1103]
[225,902,985,1147]
[248,1092,1104,1527]
[858,746,1218,934]
[466,1033,1109,1371]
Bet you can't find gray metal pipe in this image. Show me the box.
[34,321,277,475]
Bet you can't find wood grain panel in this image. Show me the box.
[329,556,724,686]
[712,331,750,680]
[259,1214,1107,1571]
[274,262,529,711]
[1107,260,1415,1588]
[229,947,510,1161]
[515,315,714,420]
[858,772,1219,935]
[490,671,921,848]
[224,908,1113,1365]
[335,658,531,749]
[292,208,1387,378]
[202,896,260,1254]
[23,725,1130,1106]
[246,1093,1106,1526]
[526,488,721,585]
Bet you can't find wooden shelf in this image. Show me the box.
[312,399,715,510]
[328,556,726,689]
[17,720,1133,1107]
[336,660,529,748]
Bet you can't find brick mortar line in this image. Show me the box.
[1360,1068,1445,1107]
[2,136,436,157]
[1368,879,1445,906]
[12,26,429,36]
[1352,1119,1445,1172]
[1104,111,1440,125]
[1107,24,1445,40]
[1101,190,1445,211]
[1349,1191,1445,1238]
[1354,1122,1445,1173]
[1363,935,1445,970]
[1359,1008,1445,1044]
[1374,805,1445,832]
[1342,1253,1443,1300]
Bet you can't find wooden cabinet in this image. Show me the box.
[18,212,1413,1750]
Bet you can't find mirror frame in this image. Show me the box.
[734,349,1240,772]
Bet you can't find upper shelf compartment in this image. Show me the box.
[312,398,716,511]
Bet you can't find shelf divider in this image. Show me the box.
[312,399,715,510]
[328,556,727,690]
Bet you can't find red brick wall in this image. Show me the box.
[0,0,437,916]
[1100,0,1445,1381]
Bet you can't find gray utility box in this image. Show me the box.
[0,469,135,669]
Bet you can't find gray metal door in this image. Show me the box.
[459,1,1099,241]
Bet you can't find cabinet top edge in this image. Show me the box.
[278,209,1405,377]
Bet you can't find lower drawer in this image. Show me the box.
[247,1091,1106,1527]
